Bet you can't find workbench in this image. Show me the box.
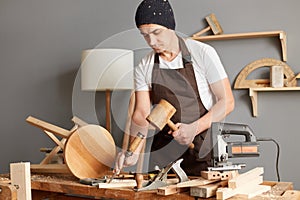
[1,173,300,200]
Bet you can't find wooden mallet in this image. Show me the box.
[193,13,223,37]
[147,99,195,149]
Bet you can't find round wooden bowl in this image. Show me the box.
[64,124,116,179]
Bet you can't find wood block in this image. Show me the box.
[157,178,218,196]
[175,177,218,188]
[271,65,284,88]
[190,180,227,198]
[157,185,188,196]
[281,190,300,199]
[10,162,32,200]
[201,170,239,180]
[228,167,263,189]
[0,182,17,200]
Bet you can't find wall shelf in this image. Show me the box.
[192,30,287,61]
[249,87,300,117]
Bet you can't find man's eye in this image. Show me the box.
[153,30,162,35]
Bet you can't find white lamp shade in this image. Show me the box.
[81,49,134,91]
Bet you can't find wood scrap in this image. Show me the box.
[216,167,270,200]
[10,162,32,200]
[157,185,188,196]
[190,180,227,198]
[157,177,218,196]
[201,170,239,181]
[0,182,17,200]
[217,184,270,200]
[228,167,263,189]
[97,179,137,189]
[281,190,300,199]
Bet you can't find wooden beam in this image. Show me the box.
[26,116,71,138]
[190,180,227,198]
[228,167,263,189]
[10,162,32,200]
[157,186,188,196]
[30,164,71,174]
[157,178,218,196]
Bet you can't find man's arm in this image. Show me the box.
[196,77,234,133]
[172,78,234,145]
[114,91,151,171]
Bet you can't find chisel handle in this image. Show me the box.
[167,120,195,149]
[108,132,145,183]
[126,132,145,156]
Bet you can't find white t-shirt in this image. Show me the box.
[134,38,227,110]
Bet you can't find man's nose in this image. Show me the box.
[148,34,157,46]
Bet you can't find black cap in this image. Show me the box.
[135,0,176,30]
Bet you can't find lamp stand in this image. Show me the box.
[105,89,111,132]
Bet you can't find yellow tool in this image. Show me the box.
[108,132,145,183]
[147,99,194,149]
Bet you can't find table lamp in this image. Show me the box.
[81,49,134,132]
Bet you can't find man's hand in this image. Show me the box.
[113,151,139,174]
[171,121,198,146]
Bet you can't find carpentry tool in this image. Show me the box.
[207,122,260,171]
[136,158,189,191]
[146,99,194,149]
[108,132,145,183]
[234,58,297,89]
[192,13,223,37]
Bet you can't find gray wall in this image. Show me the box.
[1,0,300,189]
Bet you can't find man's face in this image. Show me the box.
[139,24,173,53]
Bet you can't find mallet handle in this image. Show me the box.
[167,120,195,149]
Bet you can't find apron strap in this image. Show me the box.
[177,36,192,65]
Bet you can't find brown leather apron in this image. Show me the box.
[149,36,211,175]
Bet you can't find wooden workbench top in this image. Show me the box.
[1,173,300,200]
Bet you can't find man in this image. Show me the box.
[115,0,234,177]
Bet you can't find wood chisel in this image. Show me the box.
[108,132,145,183]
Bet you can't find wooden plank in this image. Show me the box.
[234,185,271,199]
[10,162,32,200]
[30,164,71,174]
[217,176,265,200]
[192,30,287,61]
[97,180,137,189]
[228,167,263,189]
[26,116,71,138]
[0,182,17,200]
[157,178,218,196]
[175,177,218,188]
[157,185,188,196]
[281,190,300,199]
[190,180,227,198]
[30,175,195,199]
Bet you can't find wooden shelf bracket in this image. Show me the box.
[249,87,300,117]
